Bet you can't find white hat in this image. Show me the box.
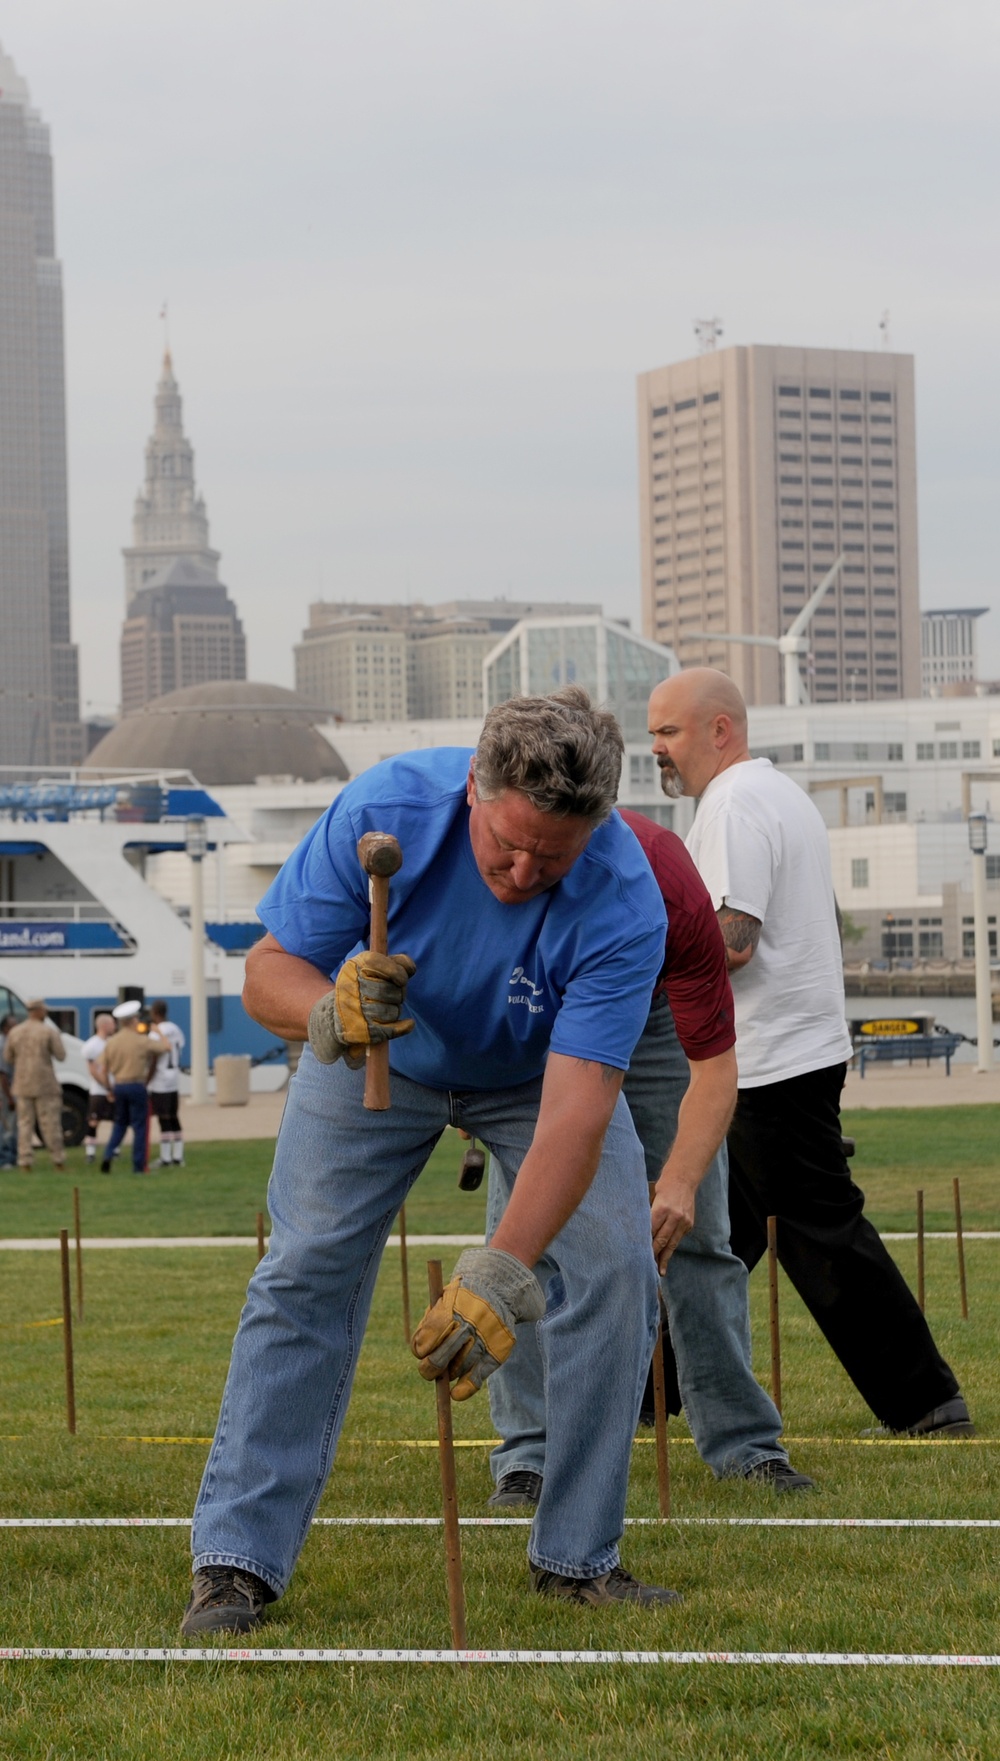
[112,999,142,1020]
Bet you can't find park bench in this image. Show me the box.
[856,1033,964,1078]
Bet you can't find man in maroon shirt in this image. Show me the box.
[486,809,813,1501]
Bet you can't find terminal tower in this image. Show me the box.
[120,353,246,714]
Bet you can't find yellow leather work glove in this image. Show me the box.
[411,1247,546,1400]
[307,952,416,1068]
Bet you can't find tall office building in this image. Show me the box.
[120,353,246,712]
[637,344,920,705]
[0,44,83,765]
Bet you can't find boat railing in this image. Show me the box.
[0,899,119,922]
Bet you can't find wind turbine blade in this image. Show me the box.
[786,553,846,639]
[676,631,780,649]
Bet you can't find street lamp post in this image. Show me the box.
[186,815,209,1104]
[968,812,994,1074]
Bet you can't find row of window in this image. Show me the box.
[778,386,893,402]
[780,476,895,488]
[650,391,720,419]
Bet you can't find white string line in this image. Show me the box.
[0,1235,486,1252]
[1,1231,997,1251]
[2,1647,999,1666]
[1,1434,996,1448]
[3,1516,999,1530]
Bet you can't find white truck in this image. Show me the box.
[0,974,92,1144]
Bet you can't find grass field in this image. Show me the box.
[1,1109,999,1758]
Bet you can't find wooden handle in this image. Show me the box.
[364,872,391,1111]
[428,1260,467,1649]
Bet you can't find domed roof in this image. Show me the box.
[83,681,348,786]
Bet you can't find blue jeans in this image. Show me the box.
[105,1083,149,1172]
[191,1047,658,1595]
[489,994,786,1483]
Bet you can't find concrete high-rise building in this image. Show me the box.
[921,607,988,697]
[120,353,246,712]
[637,344,920,705]
[0,43,83,765]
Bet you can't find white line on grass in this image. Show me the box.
[3,1516,999,1529]
[2,1647,999,1666]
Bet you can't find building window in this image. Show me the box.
[915,915,943,957]
[851,859,869,888]
[939,742,958,760]
[702,391,719,404]
[778,386,801,397]
[870,390,892,402]
[963,741,981,759]
[963,925,998,959]
[884,791,907,814]
[986,856,1000,881]
[916,742,935,760]
[808,387,831,399]
[888,743,903,761]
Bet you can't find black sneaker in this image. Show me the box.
[864,1395,976,1439]
[180,1566,274,1636]
[487,1470,543,1510]
[100,1160,111,1173]
[530,1563,681,1607]
[744,1458,815,1493]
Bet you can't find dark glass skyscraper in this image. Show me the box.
[0,43,82,765]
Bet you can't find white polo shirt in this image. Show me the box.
[686,758,852,1088]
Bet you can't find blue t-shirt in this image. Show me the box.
[258,748,666,1092]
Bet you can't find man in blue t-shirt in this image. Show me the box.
[182,688,673,1637]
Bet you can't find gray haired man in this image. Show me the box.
[181,688,676,1637]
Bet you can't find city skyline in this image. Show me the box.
[0,4,996,719]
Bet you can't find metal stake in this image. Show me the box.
[59,1229,76,1434]
[72,1185,84,1323]
[916,1189,925,1314]
[767,1215,782,1416]
[954,1177,969,1319]
[427,1260,467,1650]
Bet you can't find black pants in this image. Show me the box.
[726,1061,959,1430]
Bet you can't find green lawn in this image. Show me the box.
[1,1109,999,1758]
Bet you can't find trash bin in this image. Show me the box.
[214,1053,251,1107]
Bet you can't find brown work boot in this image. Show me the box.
[180,1566,275,1636]
[529,1563,681,1606]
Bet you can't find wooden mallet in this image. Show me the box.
[356,832,404,1112]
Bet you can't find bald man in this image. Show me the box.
[647,668,973,1441]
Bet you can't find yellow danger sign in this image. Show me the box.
[858,1019,922,1036]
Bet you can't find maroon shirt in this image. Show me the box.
[619,809,736,1063]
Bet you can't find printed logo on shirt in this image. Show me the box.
[508,965,546,1015]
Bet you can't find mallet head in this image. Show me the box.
[357,832,403,879]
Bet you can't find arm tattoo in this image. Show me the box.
[717,906,762,956]
[574,1058,625,1086]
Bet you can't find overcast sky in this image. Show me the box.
[5,0,1000,713]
